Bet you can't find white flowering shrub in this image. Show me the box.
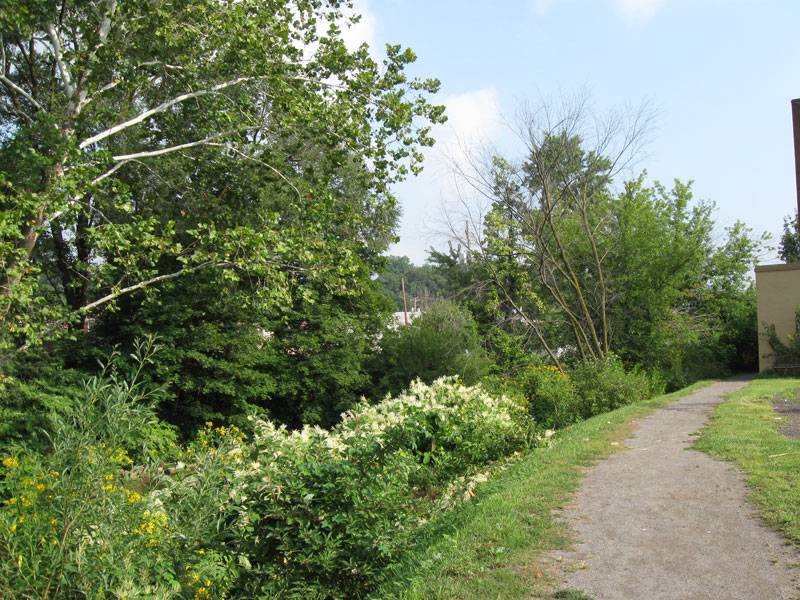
[1,361,533,600]
[229,377,533,599]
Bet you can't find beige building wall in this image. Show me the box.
[755,263,800,371]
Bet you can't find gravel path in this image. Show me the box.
[548,380,800,600]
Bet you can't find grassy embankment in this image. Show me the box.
[693,376,800,546]
[376,380,713,600]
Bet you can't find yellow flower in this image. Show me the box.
[2,456,19,469]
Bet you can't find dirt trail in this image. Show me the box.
[547,379,800,600]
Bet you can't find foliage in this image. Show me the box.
[460,99,761,382]
[88,271,395,432]
[0,339,245,599]
[779,213,799,263]
[232,378,531,598]
[1,342,535,600]
[372,300,495,399]
[0,0,445,358]
[374,255,449,311]
[567,355,660,420]
[482,367,580,430]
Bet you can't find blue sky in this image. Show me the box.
[344,0,800,265]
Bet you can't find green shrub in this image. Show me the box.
[1,343,533,600]
[373,300,495,398]
[230,378,532,598]
[0,339,244,599]
[568,355,659,418]
[482,366,580,429]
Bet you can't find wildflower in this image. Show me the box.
[2,456,19,469]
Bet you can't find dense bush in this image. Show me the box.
[1,345,532,600]
[482,366,581,429]
[230,377,531,598]
[0,340,242,599]
[568,355,660,419]
[372,300,495,399]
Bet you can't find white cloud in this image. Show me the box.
[340,0,378,54]
[617,0,666,20]
[434,88,503,160]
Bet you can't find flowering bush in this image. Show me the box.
[0,339,245,599]
[1,342,533,600]
[229,377,532,598]
[483,366,580,429]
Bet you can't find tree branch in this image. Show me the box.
[2,260,233,363]
[45,22,75,99]
[110,130,237,161]
[79,77,256,149]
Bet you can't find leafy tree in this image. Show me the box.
[0,0,445,358]
[371,300,494,399]
[374,255,448,311]
[80,266,395,433]
[779,213,799,263]
[453,99,761,379]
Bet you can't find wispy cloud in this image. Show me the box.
[616,0,666,20]
[435,88,503,159]
[530,0,666,20]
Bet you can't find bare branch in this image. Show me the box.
[71,0,118,118]
[91,159,131,185]
[0,73,45,113]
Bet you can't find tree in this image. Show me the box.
[451,97,762,377]
[88,270,396,432]
[374,255,448,311]
[779,213,799,263]
[0,0,445,358]
[371,299,494,399]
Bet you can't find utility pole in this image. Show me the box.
[792,98,800,238]
[465,220,471,262]
[401,277,409,326]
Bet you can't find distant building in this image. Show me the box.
[389,310,422,330]
[755,262,800,372]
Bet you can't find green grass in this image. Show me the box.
[693,377,800,547]
[374,380,713,600]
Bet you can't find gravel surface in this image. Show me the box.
[545,380,800,600]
